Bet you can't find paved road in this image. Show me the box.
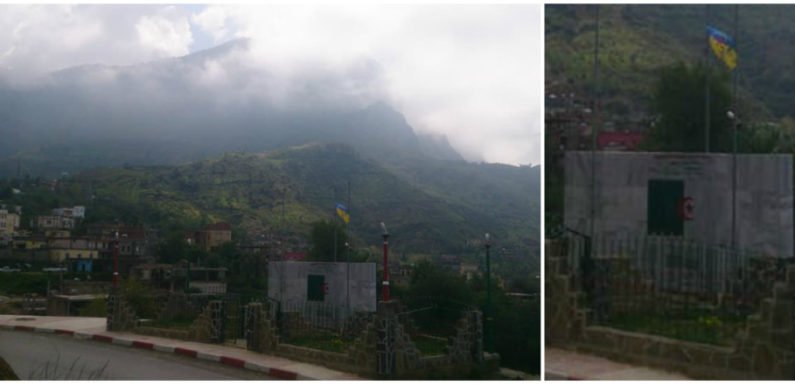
[545,347,689,380]
[0,330,274,380]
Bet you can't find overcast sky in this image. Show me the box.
[0,4,541,165]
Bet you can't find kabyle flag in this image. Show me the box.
[335,203,350,224]
[707,26,737,71]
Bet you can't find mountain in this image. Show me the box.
[0,38,539,274]
[0,39,464,177]
[546,4,795,123]
[33,143,539,260]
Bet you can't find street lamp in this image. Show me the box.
[381,222,390,302]
[112,231,120,290]
[484,232,494,352]
[727,110,739,249]
[345,241,351,317]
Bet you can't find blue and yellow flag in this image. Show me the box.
[335,203,350,224]
[707,26,737,71]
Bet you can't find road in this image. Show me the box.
[0,330,274,380]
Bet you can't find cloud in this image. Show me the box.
[0,5,194,83]
[0,4,541,165]
[190,5,232,44]
[135,6,193,57]
[189,4,541,165]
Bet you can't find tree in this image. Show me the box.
[308,220,349,262]
[738,117,795,154]
[157,232,189,264]
[643,62,732,152]
[401,260,475,335]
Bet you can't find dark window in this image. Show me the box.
[647,179,684,236]
[307,275,326,302]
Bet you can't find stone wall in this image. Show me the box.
[110,295,217,343]
[546,239,795,380]
[109,293,495,379]
[246,299,496,379]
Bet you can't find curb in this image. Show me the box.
[5,325,306,380]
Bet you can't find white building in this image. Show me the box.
[52,206,85,219]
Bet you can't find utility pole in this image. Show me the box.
[704,4,711,152]
[731,4,739,249]
[281,187,286,226]
[112,231,120,289]
[346,180,351,316]
[332,185,338,262]
[589,4,601,242]
[346,180,351,262]
[484,233,493,352]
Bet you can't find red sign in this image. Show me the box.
[678,197,694,221]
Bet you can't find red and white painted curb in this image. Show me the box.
[6,324,303,380]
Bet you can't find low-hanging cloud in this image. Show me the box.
[0,4,541,165]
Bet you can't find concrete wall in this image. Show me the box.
[268,261,377,312]
[565,151,794,256]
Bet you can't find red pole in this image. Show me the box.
[382,233,390,302]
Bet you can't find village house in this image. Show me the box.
[13,234,48,250]
[48,237,101,271]
[51,205,86,219]
[32,215,75,230]
[185,222,232,251]
[459,262,480,281]
[132,263,227,294]
[0,209,20,243]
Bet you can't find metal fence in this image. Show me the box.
[266,299,376,350]
[279,300,353,331]
[561,234,790,346]
[566,235,757,295]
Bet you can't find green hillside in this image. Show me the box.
[7,143,539,261]
[546,4,795,121]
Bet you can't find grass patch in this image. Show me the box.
[148,316,195,330]
[284,332,346,353]
[0,273,49,296]
[78,298,107,317]
[606,312,746,346]
[412,335,448,356]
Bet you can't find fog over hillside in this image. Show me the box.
[0,38,472,176]
[0,5,541,175]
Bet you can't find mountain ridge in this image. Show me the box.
[0,38,468,178]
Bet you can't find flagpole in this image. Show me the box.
[731,4,739,249]
[347,180,351,263]
[704,4,711,152]
[346,180,351,317]
[333,185,338,262]
[589,4,600,242]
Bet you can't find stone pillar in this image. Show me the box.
[375,300,398,376]
[246,302,262,351]
[106,292,118,331]
[106,291,137,332]
[545,240,586,346]
[471,310,484,363]
[729,264,795,379]
[209,300,224,343]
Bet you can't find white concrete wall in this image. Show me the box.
[565,151,794,257]
[268,261,377,312]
